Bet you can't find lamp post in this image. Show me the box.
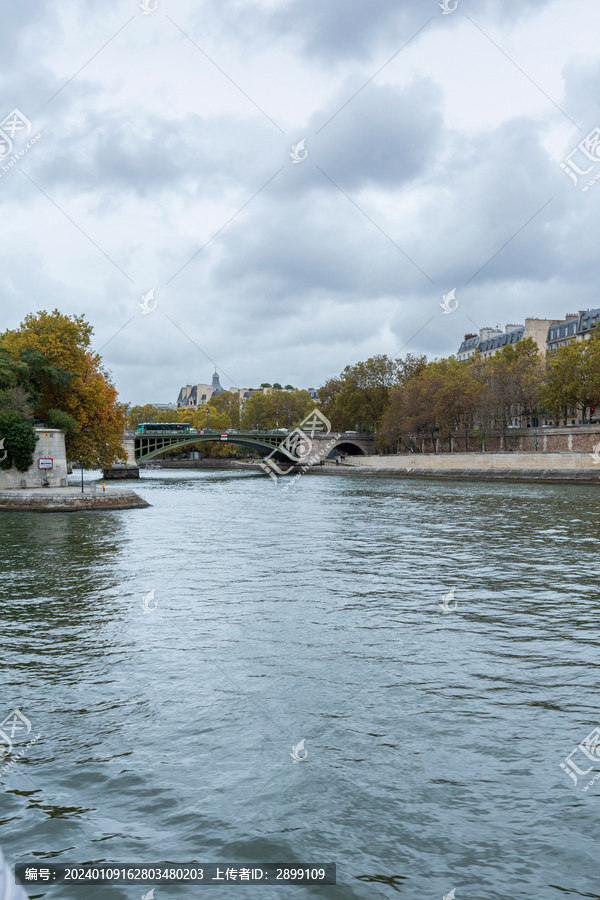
[534,409,538,451]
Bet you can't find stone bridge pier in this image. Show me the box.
[104,431,140,479]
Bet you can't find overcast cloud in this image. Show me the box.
[1,0,599,403]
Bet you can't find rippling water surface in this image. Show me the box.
[1,469,600,899]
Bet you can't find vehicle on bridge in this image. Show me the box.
[137,422,197,434]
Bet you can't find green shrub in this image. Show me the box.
[46,408,79,434]
[0,412,37,472]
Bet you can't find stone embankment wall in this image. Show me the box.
[411,426,600,454]
[0,487,150,511]
[410,425,600,453]
[157,459,250,468]
[347,451,600,483]
[0,428,68,490]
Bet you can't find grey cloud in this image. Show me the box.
[203,0,553,63]
[30,110,280,199]
[295,77,443,191]
[29,73,442,202]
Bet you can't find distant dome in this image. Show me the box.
[211,370,224,394]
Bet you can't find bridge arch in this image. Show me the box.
[133,433,292,464]
[334,441,367,456]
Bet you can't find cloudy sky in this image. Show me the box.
[1,0,599,404]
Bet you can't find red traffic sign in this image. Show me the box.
[220,433,228,441]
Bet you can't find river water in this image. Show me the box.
[1,469,599,899]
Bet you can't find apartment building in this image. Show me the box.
[456,318,559,361]
[547,308,600,351]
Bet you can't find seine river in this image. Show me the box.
[1,470,599,899]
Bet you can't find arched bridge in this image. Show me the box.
[122,429,375,466]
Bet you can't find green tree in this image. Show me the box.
[127,404,160,430]
[46,409,79,434]
[0,411,37,472]
[319,355,400,432]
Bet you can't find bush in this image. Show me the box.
[0,412,37,472]
[46,408,79,434]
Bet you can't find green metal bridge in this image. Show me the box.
[126,429,373,466]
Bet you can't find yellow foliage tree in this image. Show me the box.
[1,310,127,467]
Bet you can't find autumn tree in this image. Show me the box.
[208,391,241,428]
[544,329,600,423]
[240,389,313,430]
[1,310,127,467]
[0,347,32,417]
[382,370,436,452]
[431,358,483,450]
[127,404,160,430]
[319,355,401,432]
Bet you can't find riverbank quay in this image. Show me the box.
[154,459,255,469]
[0,485,150,512]
[319,451,600,484]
